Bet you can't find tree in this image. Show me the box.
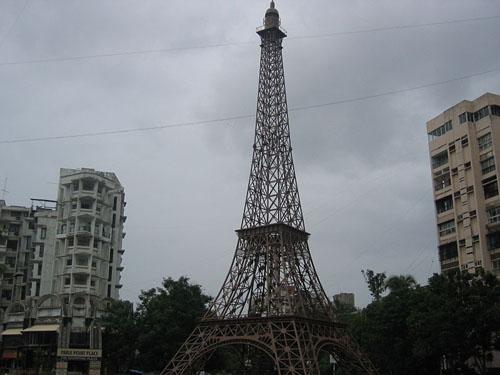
[102,300,138,374]
[361,269,387,302]
[351,269,500,375]
[409,269,500,375]
[384,274,416,293]
[135,276,211,372]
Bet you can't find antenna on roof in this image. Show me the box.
[1,178,8,199]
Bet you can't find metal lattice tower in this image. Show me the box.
[162,3,377,374]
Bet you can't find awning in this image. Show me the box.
[23,324,59,333]
[1,328,23,336]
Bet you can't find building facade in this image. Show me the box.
[427,92,500,275]
[333,293,355,309]
[0,168,126,375]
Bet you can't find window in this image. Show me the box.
[40,227,46,240]
[66,257,73,266]
[480,152,495,174]
[75,255,88,266]
[90,279,96,287]
[73,274,88,285]
[109,248,114,263]
[487,231,500,250]
[478,133,492,151]
[439,242,458,261]
[474,106,490,121]
[459,239,466,247]
[438,220,456,237]
[488,206,500,224]
[37,264,42,276]
[77,237,91,247]
[71,200,77,210]
[74,297,85,305]
[473,235,479,243]
[35,282,40,297]
[431,151,448,169]
[460,112,474,123]
[82,179,95,191]
[464,162,471,170]
[64,277,71,286]
[107,284,111,298]
[451,167,458,176]
[493,259,500,270]
[483,176,498,199]
[433,171,451,191]
[91,261,97,268]
[112,214,116,228]
[113,197,118,211]
[108,266,113,281]
[80,200,93,210]
[39,244,44,258]
[461,136,469,148]
[6,257,16,267]
[72,181,79,191]
[492,105,500,117]
[68,237,74,247]
[428,121,453,141]
[436,195,453,214]
[93,239,99,249]
[449,143,456,153]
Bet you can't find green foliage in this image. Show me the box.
[352,269,500,375]
[102,276,211,373]
[361,269,387,301]
[102,300,138,373]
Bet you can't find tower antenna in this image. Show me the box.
[1,177,8,199]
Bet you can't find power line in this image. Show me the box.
[291,14,500,41]
[1,66,499,145]
[0,14,498,67]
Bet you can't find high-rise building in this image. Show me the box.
[427,92,500,275]
[0,168,126,375]
[0,201,31,312]
[333,293,355,309]
[54,168,126,301]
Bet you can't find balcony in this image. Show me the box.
[115,284,123,289]
[116,266,124,271]
[118,249,125,254]
[76,226,92,236]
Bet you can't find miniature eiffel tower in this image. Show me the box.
[162,3,377,374]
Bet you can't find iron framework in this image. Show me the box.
[162,2,377,374]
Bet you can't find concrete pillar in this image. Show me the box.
[89,360,101,375]
[55,361,68,375]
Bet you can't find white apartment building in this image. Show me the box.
[54,168,125,301]
[427,92,500,275]
[0,168,126,375]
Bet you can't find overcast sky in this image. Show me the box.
[1,0,500,307]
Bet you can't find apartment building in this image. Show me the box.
[427,92,500,275]
[0,201,30,314]
[0,168,126,375]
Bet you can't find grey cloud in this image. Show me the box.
[1,0,500,306]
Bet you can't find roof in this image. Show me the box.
[1,328,23,336]
[23,324,59,333]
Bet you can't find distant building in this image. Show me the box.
[427,93,500,275]
[0,168,126,375]
[333,293,355,308]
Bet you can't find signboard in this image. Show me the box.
[57,348,102,361]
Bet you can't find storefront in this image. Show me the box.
[56,348,102,375]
